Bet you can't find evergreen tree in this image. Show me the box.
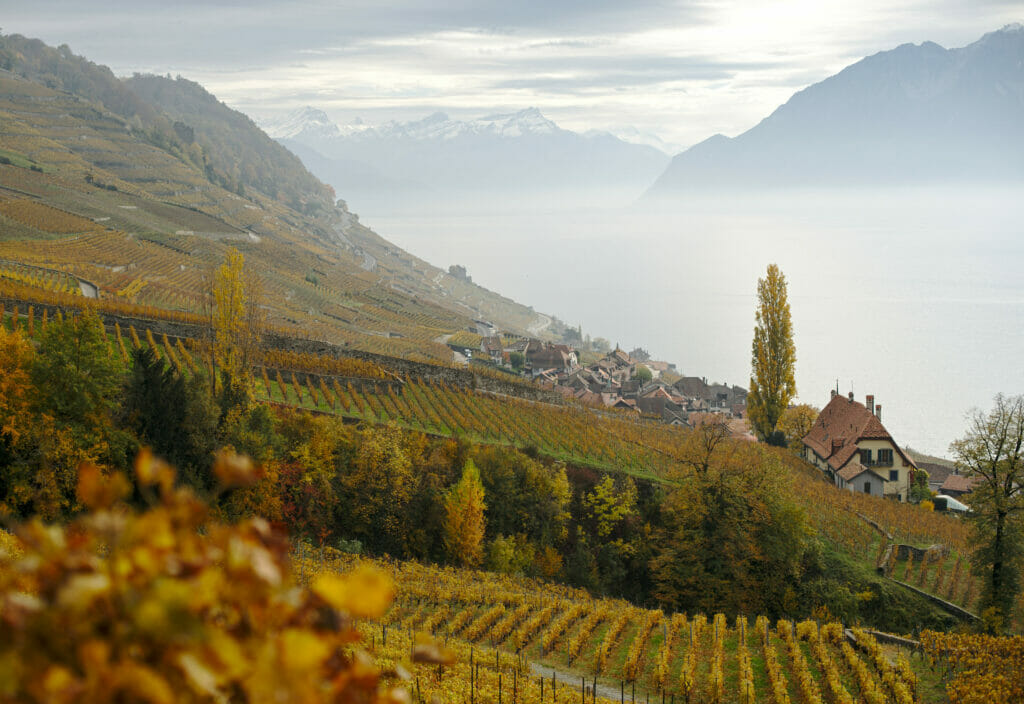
[747,264,796,442]
[443,459,486,567]
[122,346,217,490]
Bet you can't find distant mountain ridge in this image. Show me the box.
[262,107,670,213]
[646,24,1024,197]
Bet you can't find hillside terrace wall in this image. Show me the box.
[264,331,565,403]
[0,298,562,403]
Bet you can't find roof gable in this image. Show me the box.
[803,394,915,471]
[838,462,889,483]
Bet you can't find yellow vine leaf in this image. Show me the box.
[312,566,393,618]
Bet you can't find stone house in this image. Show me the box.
[802,391,918,502]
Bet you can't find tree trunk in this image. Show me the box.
[989,508,1007,631]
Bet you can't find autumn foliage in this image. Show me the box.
[923,630,1024,703]
[0,452,403,704]
[443,459,486,567]
[747,263,796,441]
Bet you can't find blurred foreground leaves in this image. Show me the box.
[0,450,403,704]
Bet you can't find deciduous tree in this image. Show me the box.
[31,309,122,435]
[339,423,415,555]
[652,437,808,616]
[776,404,819,451]
[443,459,486,567]
[208,247,263,408]
[748,264,797,442]
[0,325,35,453]
[950,394,1024,632]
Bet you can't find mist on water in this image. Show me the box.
[358,185,1024,458]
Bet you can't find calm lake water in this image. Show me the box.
[360,187,1024,458]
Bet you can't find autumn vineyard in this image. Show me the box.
[1,31,1023,703]
[4,297,1020,701]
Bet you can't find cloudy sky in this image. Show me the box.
[5,1,1023,150]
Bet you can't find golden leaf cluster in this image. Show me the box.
[922,630,1024,704]
[0,452,402,704]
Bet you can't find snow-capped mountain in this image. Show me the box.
[371,108,559,141]
[264,107,671,213]
[646,23,1024,198]
[263,107,370,141]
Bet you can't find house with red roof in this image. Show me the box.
[802,391,918,502]
[939,473,982,500]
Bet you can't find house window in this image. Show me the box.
[860,449,873,465]
[878,449,894,466]
[889,469,898,481]
[863,481,871,495]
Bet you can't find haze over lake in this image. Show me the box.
[362,187,1024,458]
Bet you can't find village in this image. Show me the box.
[462,324,746,422]
[457,324,981,510]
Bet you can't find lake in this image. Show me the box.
[359,187,1024,458]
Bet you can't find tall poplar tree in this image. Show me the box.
[747,264,796,442]
[209,247,263,407]
[443,459,486,567]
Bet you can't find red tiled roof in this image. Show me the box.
[802,394,916,472]
[941,474,981,494]
[838,462,888,483]
[642,386,673,400]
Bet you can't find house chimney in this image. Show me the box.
[866,394,874,412]
[830,389,837,399]
[875,404,882,421]
[848,391,854,401]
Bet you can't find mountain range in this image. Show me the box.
[646,24,1024,197]
[262,108,670,214]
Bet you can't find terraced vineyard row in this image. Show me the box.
[256,369,679,478]
[0,260,81,296]
[295,551,941,704]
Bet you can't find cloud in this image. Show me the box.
[5,0,1023,147]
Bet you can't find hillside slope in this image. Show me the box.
[0,33,558,355]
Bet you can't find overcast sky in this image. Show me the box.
[4,1,1023,150]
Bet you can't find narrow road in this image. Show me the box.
[527,313,551,336]
[435,333,469,366]
[527,662,636,702]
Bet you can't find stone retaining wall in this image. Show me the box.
[890,579,979,623]
[1,298,563,403]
